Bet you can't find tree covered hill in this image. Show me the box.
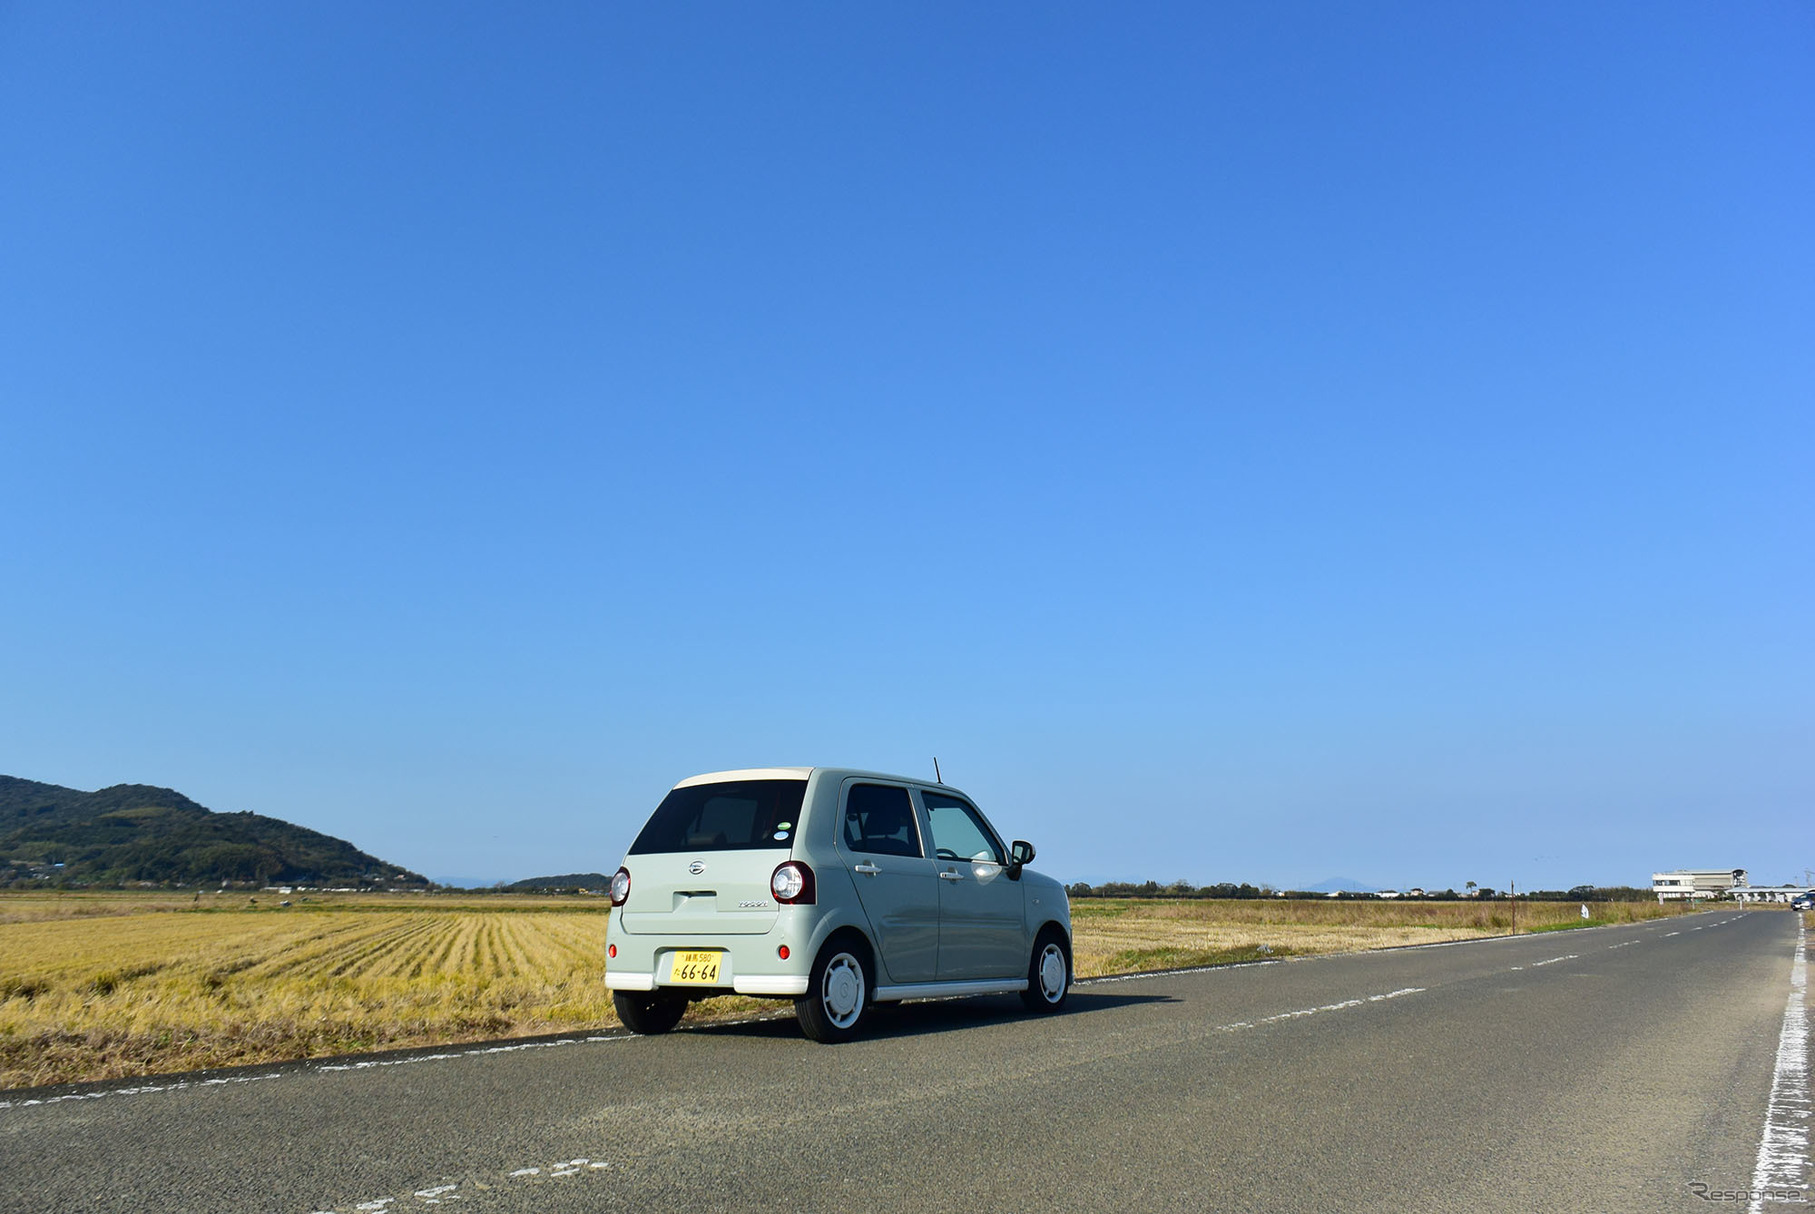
[505,872,611,892]
[0,775,427,888]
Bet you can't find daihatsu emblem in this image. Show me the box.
[688,860,707,876]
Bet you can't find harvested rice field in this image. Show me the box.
[1,890,1689,1089]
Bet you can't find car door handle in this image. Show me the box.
[853,863,881,875]
[939,870,963,882]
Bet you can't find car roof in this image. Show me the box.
[672,766,958,791]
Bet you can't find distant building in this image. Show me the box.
[1652,869,1748,901]
[1729,884,1810,905]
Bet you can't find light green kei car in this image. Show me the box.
[604,767,1073,1043]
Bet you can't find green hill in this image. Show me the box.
[505,872,611,892]
[0,775,427,888]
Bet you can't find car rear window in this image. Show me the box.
[628,780,808,854]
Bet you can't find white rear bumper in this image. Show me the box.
[604,971,807,996]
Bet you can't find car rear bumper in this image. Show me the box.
[605,970,809,997]
[732,974,810,996]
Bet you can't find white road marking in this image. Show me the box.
[1749,921,1809,1213]
[319,1156,612,1212]
[1077,958,1283,985]
[0,1034,631,1112]
[1529,955,1578,967]
[1666,931,1682,937]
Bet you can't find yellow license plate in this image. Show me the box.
[670,950,723,985]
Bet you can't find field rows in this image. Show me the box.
[1,895,1691,1090]
[0,909,615,1089]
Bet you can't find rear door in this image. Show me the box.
[922,790,1026,980]
[833,780,939,983]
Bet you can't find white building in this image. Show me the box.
[1729,885,1810,905]
[1652,869,1748,901]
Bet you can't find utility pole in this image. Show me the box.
[1511,879,1517,935]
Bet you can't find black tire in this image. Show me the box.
[1020,927,1071,1012]
[613,990,687,1035]
[795,938,872,1044]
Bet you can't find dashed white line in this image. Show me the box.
[320,1157,612,1212]
[1749,922,1809,1213]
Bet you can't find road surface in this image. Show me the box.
[1,909,1806,1213]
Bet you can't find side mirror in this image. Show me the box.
[1008,839,1035,877]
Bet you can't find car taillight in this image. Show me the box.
[770,861,815,905]
[610,867,631,907]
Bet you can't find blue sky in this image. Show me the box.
[3,2,1809,891]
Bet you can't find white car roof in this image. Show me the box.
[672,767,954,790]
[673,767,812,788]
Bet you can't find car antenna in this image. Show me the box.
[933,756,943,784]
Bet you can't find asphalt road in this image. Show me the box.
[1,910,1805,1214]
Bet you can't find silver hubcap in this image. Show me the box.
[1038,944,1067,1002]
[822,953,864,1027]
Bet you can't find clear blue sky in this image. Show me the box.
[3,3,1809,891]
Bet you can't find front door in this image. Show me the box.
[834,781,939,983]
[922,791,1026,980]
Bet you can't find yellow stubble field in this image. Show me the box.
[1,891,1692,1089]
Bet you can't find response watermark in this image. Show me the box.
[1687,1180,1806,1203]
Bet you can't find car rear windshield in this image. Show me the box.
[628,780,808,854]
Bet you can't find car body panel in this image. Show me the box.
[615,849,785,936]
[833,776,941,983]
[604,767,1072,1018]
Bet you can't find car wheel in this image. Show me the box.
[795,939,871,1043]
[1020,927,1070,1012]
[613,990,687,1035]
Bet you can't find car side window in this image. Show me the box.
[922,792,1005,864]
[842,784,923,858]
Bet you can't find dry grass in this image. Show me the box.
[0,892,618,1090]
[1,891,1690,1090]
[1068,897,1681,977]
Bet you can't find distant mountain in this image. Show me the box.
[1301,877,1376,893]
[506,872,611,892]
[0,775,427,888]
